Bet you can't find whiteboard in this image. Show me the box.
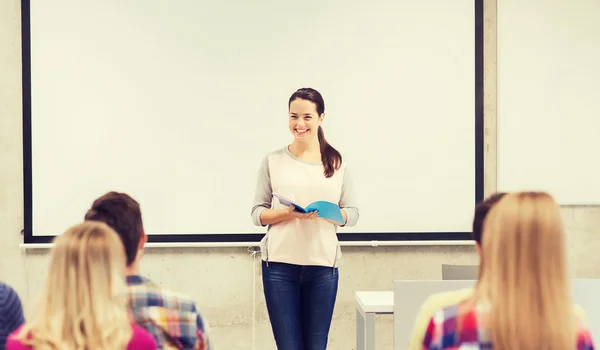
[23,0,481,243]
[497,0,600,205]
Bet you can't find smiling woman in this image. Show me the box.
[288,88,342,178]
[250,87,360,349]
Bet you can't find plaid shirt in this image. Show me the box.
[126,275,210,350]
[422,299,595,350]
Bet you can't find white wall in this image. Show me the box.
[1,1,599,349]
[496,0,600,205]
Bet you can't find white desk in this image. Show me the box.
[355,291,394,350]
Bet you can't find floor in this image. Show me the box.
[209,316,395,350]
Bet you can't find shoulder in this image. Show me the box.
[330,159,349,180]
[420,288,474,315]
[0,282,24,324]
[5,326,29,350]
[257,147,287,170]
[159,286,201,313]
[128,278,206,324]
[5,339,30,350]
[576,322,595,350]
[130,324,158,349]
[410,289,473,350]
[339,158,357,175]
[423,300,479,348]
[129,278,200,313]
[0,281,22,304]
[0,280,13,294]
[574,303,590,325]
[339,160,349,171]
[262,147,286,162]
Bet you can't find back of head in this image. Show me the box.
[19,221,132,349]
[477,192,575,350]
[472,192,507,244]
[84,191,144,266]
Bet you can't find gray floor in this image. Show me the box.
[209,316,394,350]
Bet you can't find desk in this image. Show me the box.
[355,291,394,350]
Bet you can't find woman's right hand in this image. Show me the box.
[286,205,319,220]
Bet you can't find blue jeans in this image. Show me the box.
[262,261,338,350]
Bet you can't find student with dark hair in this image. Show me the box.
[407,192,588,350]
[251,88,359,350]
[0,281,24,350]
[84,192,210,350]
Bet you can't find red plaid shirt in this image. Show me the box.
[127,275,210,350]
[422,299,595,349]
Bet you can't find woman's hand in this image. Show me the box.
[286,205,319,220]
[258,206,319,226]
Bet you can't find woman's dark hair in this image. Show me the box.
[288,88,342,178]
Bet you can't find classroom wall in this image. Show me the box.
[1,1,599,349]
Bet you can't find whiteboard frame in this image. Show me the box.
[20,0,485,245]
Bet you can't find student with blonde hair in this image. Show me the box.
[422,192,595,349]
[407,192,507,350]
[5,221,157,350]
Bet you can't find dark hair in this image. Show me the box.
[472,192,507,244]
[288,88,342,178]
[84,191,144,266]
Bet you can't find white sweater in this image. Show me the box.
[251,146,359,267]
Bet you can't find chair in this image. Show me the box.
[571,279,600,341]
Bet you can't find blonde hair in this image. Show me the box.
[475,191,576,350]
[17,221,132,349]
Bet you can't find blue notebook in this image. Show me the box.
[273,193,345,225]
